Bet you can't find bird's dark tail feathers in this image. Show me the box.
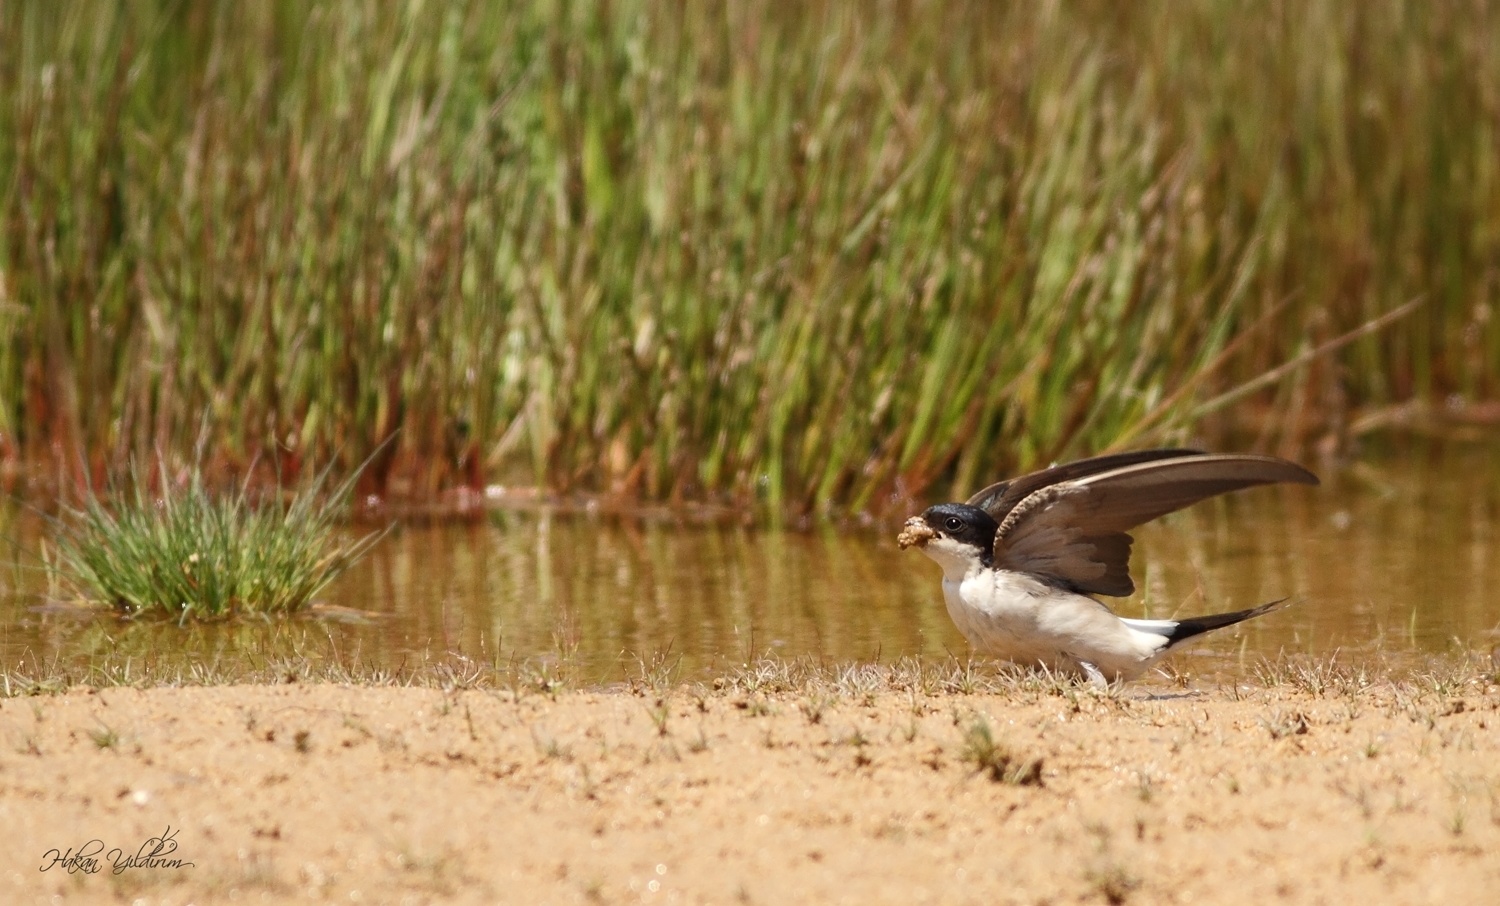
[1162,598,1290,648]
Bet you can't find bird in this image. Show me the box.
[897,449,1319,684]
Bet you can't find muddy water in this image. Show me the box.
[2,442,1497,683]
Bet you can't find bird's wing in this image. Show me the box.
[965,448,1203,518]
[991,454,1319,597]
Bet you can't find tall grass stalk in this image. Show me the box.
[48,462,383,619]
[2,3,1497,516]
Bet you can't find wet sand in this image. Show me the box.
[4,664,1498,905]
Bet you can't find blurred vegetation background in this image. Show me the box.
[1,1,1496,517]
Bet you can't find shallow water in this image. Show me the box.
[2,441,1497,683]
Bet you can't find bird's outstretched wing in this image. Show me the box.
[965,449,1203,516]
[987,452,1318,597]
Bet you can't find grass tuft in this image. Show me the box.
[47,462,383,619]
[87,723,120,749]
[959,714,1043,786]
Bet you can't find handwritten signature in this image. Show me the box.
[40,826,194,875]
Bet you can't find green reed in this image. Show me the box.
[2,2,1496,515]
[47,462,382,618]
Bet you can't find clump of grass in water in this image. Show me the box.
[48,463,383,620]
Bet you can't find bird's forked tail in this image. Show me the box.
[1125,598,1290,648]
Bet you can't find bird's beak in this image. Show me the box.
[897,516,936,550]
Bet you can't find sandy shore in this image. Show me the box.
[4,663,1498,905]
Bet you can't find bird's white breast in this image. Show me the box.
[942,567,1064,662]
[939,564,1167,679]
[913,534,1165,678]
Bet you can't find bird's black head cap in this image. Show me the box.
[921,503,1000,566]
